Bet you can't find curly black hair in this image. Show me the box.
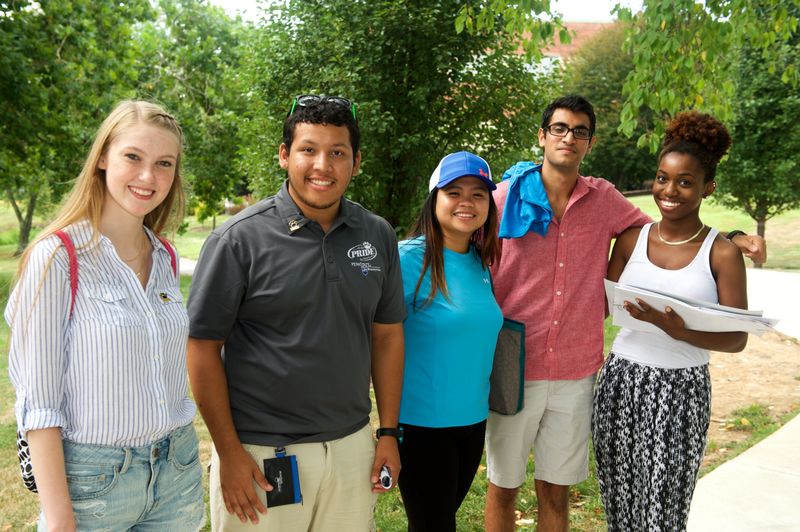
[659,111,731,182]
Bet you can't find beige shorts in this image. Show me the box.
[486,375,595,488]
[210,424,377,531]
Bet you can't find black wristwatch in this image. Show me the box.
[726,230,746,241]
[376,426,404,444]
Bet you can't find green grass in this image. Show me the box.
[603,318,621,354]
[0,271,39,529]
[172,214,232,261]
[374,444,608,531]
[0,200,227,264]
[727,404,775,432]
[180,274,193,301]
[0,245,21,279]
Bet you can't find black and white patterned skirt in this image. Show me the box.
[591,353,711,532]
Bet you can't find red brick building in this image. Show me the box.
[544,22,613,62]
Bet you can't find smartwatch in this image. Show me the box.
[376,426,404,444]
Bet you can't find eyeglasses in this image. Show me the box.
[543,123,592,140]
[288,94,357,119]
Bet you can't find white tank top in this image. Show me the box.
[611,223,719,368]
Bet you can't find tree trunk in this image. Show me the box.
[755,217,766,269]
[6,189,38,256]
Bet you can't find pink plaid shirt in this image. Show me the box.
[491,175,651,380]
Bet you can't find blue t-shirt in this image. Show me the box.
[398,236,504,427]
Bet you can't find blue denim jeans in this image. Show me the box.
[39,423,205,531]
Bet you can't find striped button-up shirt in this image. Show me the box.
[7,222,195,446]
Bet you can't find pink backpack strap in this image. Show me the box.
[156,235,178,279]
[53,230,78,319]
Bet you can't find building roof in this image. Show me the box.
[544,22,613,61]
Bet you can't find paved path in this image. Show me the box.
[688,413,800,531]
[688,267,800,530]
[180,257,197,276]
[745,268,800,340]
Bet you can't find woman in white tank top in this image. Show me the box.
[592,111,749,532]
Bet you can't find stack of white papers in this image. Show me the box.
[604,280,779,336]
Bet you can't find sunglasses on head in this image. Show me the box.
[288,94,357,119]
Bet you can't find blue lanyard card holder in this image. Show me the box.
[263,448,302,507]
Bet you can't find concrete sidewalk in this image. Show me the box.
[180,257,197,276]
[688,413,800,531]
[745,268,800,340]
[687,267,800,530]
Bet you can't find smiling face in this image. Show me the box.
[538,108,595,172]
[99,123,179,225]
[653,151,715,221]
[434,176,491,252]
[279,122,361,227]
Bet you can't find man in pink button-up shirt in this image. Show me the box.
[484,95,764,532]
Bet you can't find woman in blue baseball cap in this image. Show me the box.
[396,151,503,531]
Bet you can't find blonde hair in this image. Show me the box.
[15,100,185,280]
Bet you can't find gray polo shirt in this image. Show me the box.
[187,182,406,446]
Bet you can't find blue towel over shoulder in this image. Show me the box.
[498,162,553,238]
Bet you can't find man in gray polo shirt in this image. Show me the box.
[187,96,406,531]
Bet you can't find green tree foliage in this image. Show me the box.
[616,0,800,151]
[563,23,654,191]
[455,0,568,59]
[717,19,800,249]
[0,0,153,252]
[138,0,251,227]
[239,0,559,232]
[460,1,800,152]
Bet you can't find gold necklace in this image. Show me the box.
[133,257,151,281]
[119,234,147,263]
[657,221,705,246]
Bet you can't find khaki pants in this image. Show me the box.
[210,425,377,531]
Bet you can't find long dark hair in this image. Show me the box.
[407,188,500,310]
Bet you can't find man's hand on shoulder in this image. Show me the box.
[731,233,767,264]
[218,445,272,524]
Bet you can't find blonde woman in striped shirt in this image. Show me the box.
[7,101,204,531]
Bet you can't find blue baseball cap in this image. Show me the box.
[428,151,496,192]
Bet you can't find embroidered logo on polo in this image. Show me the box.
[348,241,382,276]
[347,242,377,261]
